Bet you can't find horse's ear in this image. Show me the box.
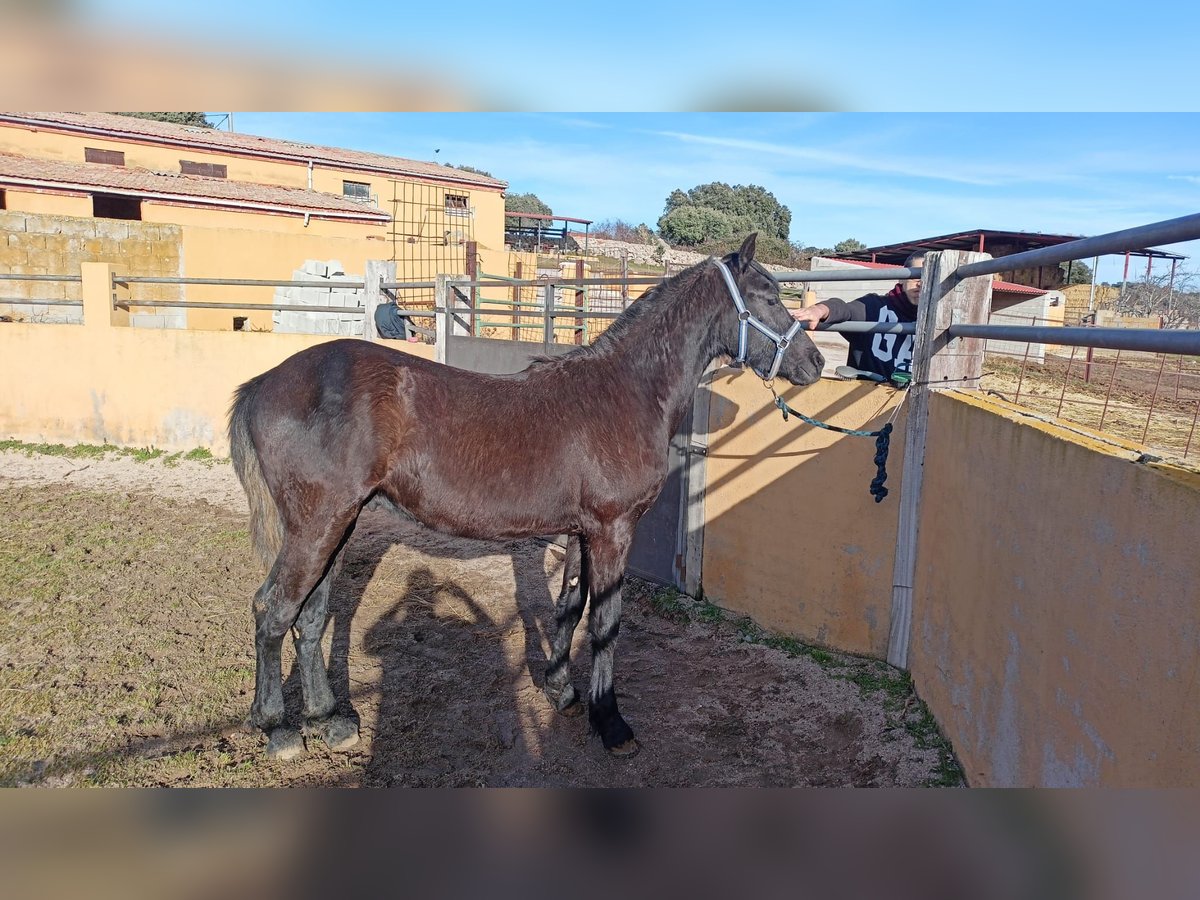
[736,233,757,271]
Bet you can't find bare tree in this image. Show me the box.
[1116,269,1200,329]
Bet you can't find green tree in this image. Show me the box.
[1060,259,1093,285]
[658,205,742,246]
[834,238,867,254]
[451,164,494,178]
[505,192,552,218]
[659,181,791,243]
[112,112,212,128]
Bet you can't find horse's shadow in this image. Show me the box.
[280,508,569,785]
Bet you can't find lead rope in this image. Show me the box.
[765,377,909,504]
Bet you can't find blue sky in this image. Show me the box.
[232,113,1200,285]
[86,1,1198,113]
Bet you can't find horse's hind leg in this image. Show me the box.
[293,547,360,752]
[544,535,587,717]
[583,520,639,757]
[250,511,359,760]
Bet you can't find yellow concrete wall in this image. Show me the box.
[154,204,387,331]
[0,263,435,454]
[911,390,1200,786]
[4,188,91,218]
[701,371,909,657]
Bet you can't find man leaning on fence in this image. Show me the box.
[374,301,420,342]
[789,250,926,383]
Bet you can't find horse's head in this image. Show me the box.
[716,233,824,385]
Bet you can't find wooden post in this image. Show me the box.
[362,259,394,342]
[465,240,478,336]
[574,258,585,345]
[621,255,629,308]
[511,260,522,341]
[543,281,555,348]
[434,273,449,364]
[682,365,717,598]
[887,250,993,670]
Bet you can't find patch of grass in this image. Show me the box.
[650,586,687,620]
[693,599,724,625]
[0,439,226,465]
[0,439,121,459]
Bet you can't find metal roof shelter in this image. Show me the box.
[503,211,594,253]
[837,228,1187,266]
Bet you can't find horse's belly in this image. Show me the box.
[383,475,577,541]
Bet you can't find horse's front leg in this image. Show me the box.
[583,520,639,757]
[544,535,587,717]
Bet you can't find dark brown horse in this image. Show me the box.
[228,233,824,760]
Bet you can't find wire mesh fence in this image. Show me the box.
[978,313,1200,463]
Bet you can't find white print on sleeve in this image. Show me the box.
[870,306,913,371]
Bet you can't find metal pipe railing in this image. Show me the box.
[955,213,1200,279]
[116,275,369,289]
[0,273,81,282]
[0,298,82,306]
[948,323,1200,355]
[775,267,920,283]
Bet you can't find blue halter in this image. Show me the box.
[714,259,805,383]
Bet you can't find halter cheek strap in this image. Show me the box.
[714,259,805,383]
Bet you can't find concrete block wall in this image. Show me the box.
[0,210,183,325]
[272,259,366,336]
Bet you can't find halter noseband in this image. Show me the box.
[714,259,805,383]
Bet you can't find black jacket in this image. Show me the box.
[822,284,917,380]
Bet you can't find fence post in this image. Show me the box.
[465,241,478,336]
[435,273,449,364]
[362,259,394,342]
[511,260,522,341]
[575,258,585,345]
[80,262,129,328]
[887,250,993,670]
[543,281,555,348]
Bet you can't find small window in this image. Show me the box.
[85,147,125,166]
[343,180,372,201]
[0,189,5,210]
[180,160,228,178]
[445,193,470,216]
[92,193,142,220]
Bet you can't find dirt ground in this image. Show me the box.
[0,448,959,787]
[980,350,1200,464]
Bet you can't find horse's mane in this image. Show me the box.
[525,256,716,371]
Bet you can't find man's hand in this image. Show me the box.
[789,302,830,330]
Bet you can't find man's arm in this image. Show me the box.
[790,296,869,330]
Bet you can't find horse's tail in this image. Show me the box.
[228,377,284,571]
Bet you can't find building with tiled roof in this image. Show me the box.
[0,112,507,191]
[0,112,517,331]
[0,151,391,222]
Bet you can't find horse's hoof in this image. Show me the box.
[560,700,585,718]
[306,715,360,752]
[265,728,305,761]
[544,683,581,716]
[606,738,640,758]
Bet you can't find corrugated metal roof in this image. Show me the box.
[0,151,392,220]
[0,112,508,191]
[824,257,1052,296]
[838,228,1186,263]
